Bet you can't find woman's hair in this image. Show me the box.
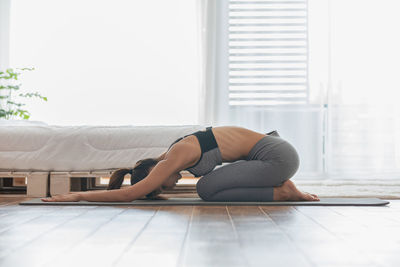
[107,157,161,199]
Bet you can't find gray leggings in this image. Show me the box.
[196,132,300,201]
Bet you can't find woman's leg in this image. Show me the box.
[196,136,300,201]
[196,160,283,201]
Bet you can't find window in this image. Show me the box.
[219,0,321,177]
[218,0,400,179]
[228,0,308,106]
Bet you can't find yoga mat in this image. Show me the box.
[19,197,390,206]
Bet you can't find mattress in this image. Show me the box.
[0,120,206,171]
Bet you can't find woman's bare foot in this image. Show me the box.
[273,180,320,201]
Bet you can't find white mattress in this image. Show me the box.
[0,120,206,171]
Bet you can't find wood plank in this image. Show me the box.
[0,205,97,262]
[38,206,160,267]
[0,205,64,234]
[0,197,399,267]
[325,205,400,264]
[229,206,312,267]
[0,197,29,207]
[0,206,124,266]
[293,206,383,266]
[179,206,248,267]
[115,206,193,267]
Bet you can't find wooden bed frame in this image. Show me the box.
[0,170,198,197]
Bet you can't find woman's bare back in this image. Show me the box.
[212,126,267,162]
[165,126,267,168]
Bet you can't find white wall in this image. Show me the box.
[9,0,200,126]
[0,0,10,69]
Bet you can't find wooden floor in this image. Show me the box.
[0,195,399,267]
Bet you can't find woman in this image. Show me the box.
[41,126,319,202]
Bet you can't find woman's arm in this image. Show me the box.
[41,144,187,202]
[123,146,186,201]
[41,167,171,202]
[41,169,169,202]
[41,187,131,202]
[156,151,167,161]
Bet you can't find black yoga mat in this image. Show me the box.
[19,197,390,206]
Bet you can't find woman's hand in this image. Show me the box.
[41,192,81,202]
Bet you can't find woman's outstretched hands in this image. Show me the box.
[41,192,81,202]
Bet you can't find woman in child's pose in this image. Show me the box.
[42,126,319,202]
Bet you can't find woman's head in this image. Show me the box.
[107,157,161,199]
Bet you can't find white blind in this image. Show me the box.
[228,0,308,106]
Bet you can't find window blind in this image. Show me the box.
[228,0,308,106]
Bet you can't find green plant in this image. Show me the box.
[0,67,47,120]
